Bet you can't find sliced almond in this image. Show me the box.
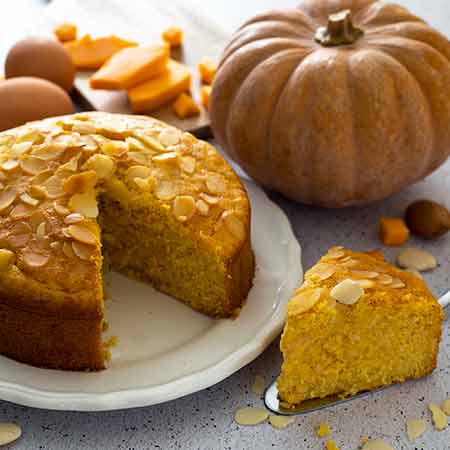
[196,199,209,216]
[361,440,394,450]
[36,222,46,239]
[63,170,98,195]
[1,159,19,171]
[22,251,49,268]
[71,122,96,134]
[158,128,180,147]
[179,156,196,173]
[390,278,406,289]
[57,155,80,174]
[173,195,196,222]
[268,415,295,429]
[309,264,335,280]
[44,175,65,198]
[377,274,393,285]
[351,270,379,279]
[134,176,156,191]
[355,279,376,289]
[340,258,359,268]
[62,240,75,258]
[72,241,95,260]
[406,418,426,442]
[0,187,17,212]
[127,151,147,165]
[67,224,97,245]
[126,136,149,153]
[200,193,219,205]
[54,202,70,216]
[155,180,176,200]
[234,407,268,426]
[429,403,447,430]
[152,152,178,163]
[290,288,323,314]
[28,185,47,200]
[222,211,245,240]
[0,249,15,272]
[64,213,84,224]
[330,279,364,305]
[10,141,33,156]
[69,190,98,218]
[20,193,39,207]
[10,203,34,220]
[251,374,265,396]
[206,173,226,194]
[126,165,151,181]
[0,422,22,446]
[32,143,65,160]
[137,133,165,152]
[83,154,115,179]
[327,248,346,259]
[397,247,437,272]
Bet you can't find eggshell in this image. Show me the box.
[5,37,75,91]
[0,77,75,131]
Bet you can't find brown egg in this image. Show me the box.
[5,37,75,91]
[0,77,75,131]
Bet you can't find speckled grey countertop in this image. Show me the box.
[1,1,450,449]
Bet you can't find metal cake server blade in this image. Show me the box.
[265,290,450,416]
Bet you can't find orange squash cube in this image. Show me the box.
[379,217,410,246]
[198,57,217,85]
[173,93,200,119]
[64,35,137,70]
[162,26,183,47]
[200,85,212,109]
[54,22,77,43]
[127,59,191,112]
[89,43,170,90]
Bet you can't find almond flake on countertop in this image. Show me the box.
[406,418,426,442]
[315,421,330,437]
[251,374,265,396]
[0,422,22,446]
[234,407,268,426]
[361,439,394,450]
[325,441,340,450]
[429,403,447,430]
[268,415,294,429]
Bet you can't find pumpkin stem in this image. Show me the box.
[314,9,364,47]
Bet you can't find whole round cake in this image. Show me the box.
[0,112,254,371]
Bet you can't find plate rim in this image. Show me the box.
[0,181,302,411]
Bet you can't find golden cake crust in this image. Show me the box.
[0,112,254,370]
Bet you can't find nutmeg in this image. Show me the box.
[405,200,450,239]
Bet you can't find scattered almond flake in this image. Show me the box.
[20,193,39,207]
[330,279,364,305]
[269,415,294,429]
[251,374,266,395]
[179,156,196,173]
[136,133,165,152]
[0,249,15,272]
[126,136,148,152]
[69,190,98,218]
[44,175,65,198]
[355,279,376,289]
[64,171,98,195]
[101,140,129,157]
[429,403,447,430]
[53,202,70,216]
[78,134,98,151]
[361,440,394,450]
[390,278,406,289]
[71,122,97,134]
[36,222,46,239]
[159,128,180,147]
[104,177,131,206]
[309,264,335,280]
[377,274,393,285]
[351,270,379,279]
[57,155,80,174]
[234,407,268,426]
[0,187,17,212]
[62,241,75,258]
[442,398,450,415]
[0,422,22,446]
[1,159,19,171]
[83,154,115,179]
[32,143,65,160]
[196,199,209,216]
[315,421,330,437]
[10,203,34,220]
[72,241,95,260]
[173,195,196,222]
[405,268,422,279]
[397,247,437,272]
[126,165,151,181]
[152,152,178,164]
[291,288,323,314]
[200,193,219,205]
[64,213,84,224]
[406,418,426,442]
[155,180,177,201]
[22,251,49,268]
[8,233,30,249]
[134,176,155,191]
[10,141,33,156]
[327,248,346,259]
[206,173,226,194]
[67,224,97,245]
[222,211,245,240]
[325,441,340,450]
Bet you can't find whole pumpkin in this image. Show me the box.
[210,0,450,207]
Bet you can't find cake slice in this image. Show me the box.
[278,247,443,408]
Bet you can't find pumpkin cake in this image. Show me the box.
[0,112,254,371]
[277,247,443,408]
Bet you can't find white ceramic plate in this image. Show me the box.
[0,181,302,411]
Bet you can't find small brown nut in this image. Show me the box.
[405,200,450,239]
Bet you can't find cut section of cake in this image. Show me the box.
[277,247,443,409]
[0,112,254,371]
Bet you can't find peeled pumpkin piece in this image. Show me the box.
[89,43,170,90]
[64,34,137,69]
[127,59,191,113]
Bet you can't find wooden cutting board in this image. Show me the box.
[45,0,228,138]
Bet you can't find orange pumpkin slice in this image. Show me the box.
[89,43,170,90]
[64,35,137,70]
[127,59,191,113]
[172,93,200,119]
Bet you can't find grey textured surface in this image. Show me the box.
[1,0,450,449]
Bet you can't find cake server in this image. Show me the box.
[264,289,450,415]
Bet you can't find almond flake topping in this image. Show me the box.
[351,270,379,279]
[62,241,75,258]
[10,141,32,156]
[291,288,323,314]
[173,195,196,222]
[71,122,97,134]
[32,143,65,160]
[1,159,18,171]
[390,278,406,289]
[84,154,115,179]
[64,170,98,195]
[44,175,65,198]
[179,156,196,173]
[126,165,151,181]
[69,190,98,218]
[54,202,70,216]
[0,249,15,272]
[222,211,245,240]
[72,241,95,260]
[64,213,84,224]
[20,193,39,206]
[331,279,364,305]
[0,187,17,212]
[206,173,226,194]
[10,203,34,220]
[36,222,46,239]
[22,251,49,268]
[152,152,178,163]
[67,224,97,245]
[155,180,176,200]
[200,193,219,205]
[377,274,393,285]
[196,199,209,216]
[158,128,180,147]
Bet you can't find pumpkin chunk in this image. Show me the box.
[198,57,217,85]
[64,34,137,69]
[172,93,200,119]
[162,26,183,47]
[89,43,170,90]
[54,22,77,43]
[200,85,211,109]
[127,59,191,112]
[379,217,410,246]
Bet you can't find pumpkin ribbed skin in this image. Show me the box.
[210,0,450,207]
